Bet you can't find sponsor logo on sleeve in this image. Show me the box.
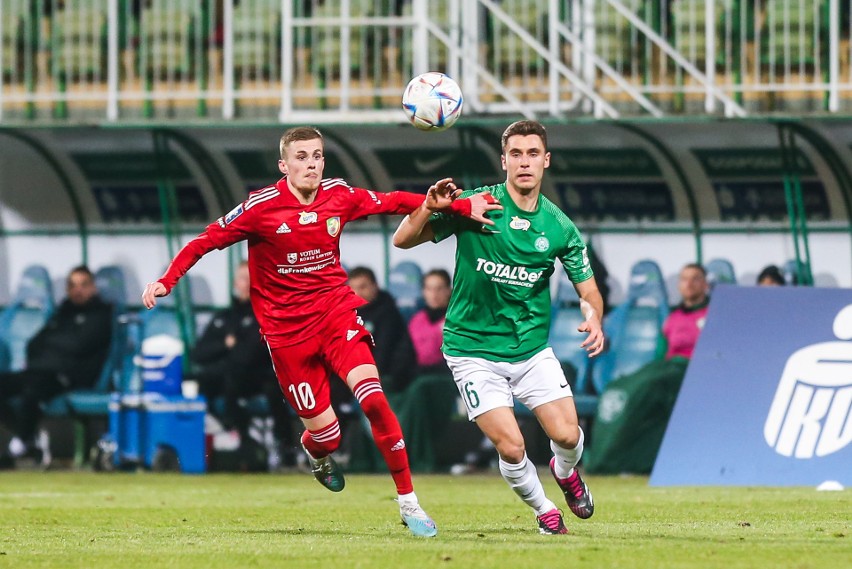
[298,211,318,225]
[326,216,341,237]
[224,204,244,225]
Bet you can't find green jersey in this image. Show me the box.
[430,183,593,362]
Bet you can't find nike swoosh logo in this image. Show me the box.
[559,382,569,388]
[413,154,455,173]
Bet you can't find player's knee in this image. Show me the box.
[495,440,526,463]
[550,427,580,450]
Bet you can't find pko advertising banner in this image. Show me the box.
[651,286,852,486]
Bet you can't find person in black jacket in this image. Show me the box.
[347,266,417,394]
[191,261,293,465]
[0,265,113,468]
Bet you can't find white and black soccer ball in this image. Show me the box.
[401,72,463,132]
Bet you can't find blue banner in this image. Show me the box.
[651,286,852,486]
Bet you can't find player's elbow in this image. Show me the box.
[392,230,414,249]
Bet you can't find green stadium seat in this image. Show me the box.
[593,1,637,70]
[1,9,23,79]
[671,0,730,66]
[138,1,196,79]
[50,6,108,80]
[760,0,825,67]
[232,0,281,78]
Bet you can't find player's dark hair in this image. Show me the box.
[501,120,547,152]
[280,126,323,159]
[348,266,377,284]
[682,263,706,277]
[422,269,451,288]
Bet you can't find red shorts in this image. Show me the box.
[267,309,374,419]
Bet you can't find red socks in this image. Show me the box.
[354,378,413,495]
[301,419,341,459]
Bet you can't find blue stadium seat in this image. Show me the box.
[591,260,669,393]
[549,270,597,417]
[705,258,736,289]
[0,265,55,373]
[387,261,423,322]
[783,259,803,286]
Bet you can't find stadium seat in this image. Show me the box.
[232,0,281,79]
[593,0,636,70]
[1,1,24,80]
[705,258,736,289]
[671,0,729,65]
[138,0,197,80]
[783,258,807,286]
[591,259,669,393]
[760,0,823,67]
[0,265,55,373]
[387,261,423,322]
[549,270,597,417]
[50,6,108,80]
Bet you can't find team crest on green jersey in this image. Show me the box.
[534,236,549,251]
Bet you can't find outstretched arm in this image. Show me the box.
[142,232,217,309]
[574,277,605,357]
[394,180,502,249]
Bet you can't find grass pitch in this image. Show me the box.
[0,471,848,568]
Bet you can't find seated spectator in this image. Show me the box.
[0,266,112,469]
[662,263,710,360]
[343,267,418,471]
[407,269,452,374]
[191,261,294,468]
[757,265,785,286]
[586,263,710,475]
[347,266,417,394]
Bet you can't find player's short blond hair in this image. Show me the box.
[279,126,323,159]
[501,120,547,153]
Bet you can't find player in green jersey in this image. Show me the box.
[393,120,605,535]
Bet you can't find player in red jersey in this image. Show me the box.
[142,126,498,537]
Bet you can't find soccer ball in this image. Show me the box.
[402,72,463,132]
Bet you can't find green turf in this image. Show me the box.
[0,471,848,568]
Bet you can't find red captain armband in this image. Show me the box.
[446,198,471,217]
[444,193,497,218]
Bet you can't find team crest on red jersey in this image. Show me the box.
[287,253,297,264]
[326,216,341,237]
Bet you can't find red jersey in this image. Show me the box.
[158,177,428,347]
